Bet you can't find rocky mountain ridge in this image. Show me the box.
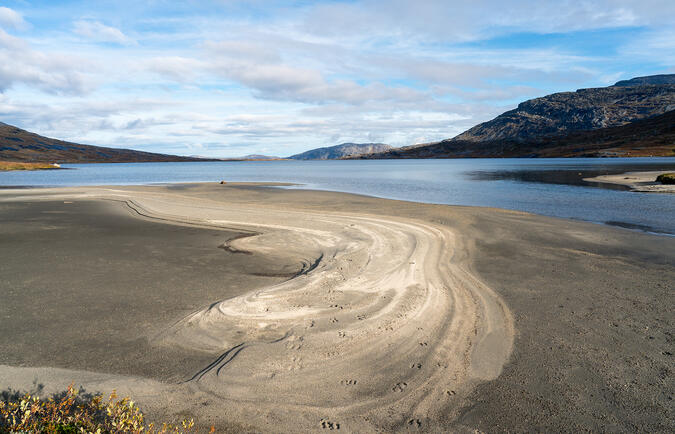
[360,109,675,159]
[354,74,675,159]
[455,79,675,143]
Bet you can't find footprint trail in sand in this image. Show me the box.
[128,192,515,431]
[0,187,514,432]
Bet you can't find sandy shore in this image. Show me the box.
[585,170,675,192]
[0,183,673,432]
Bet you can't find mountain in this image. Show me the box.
[362,109,675,159]
[454,77,675,143]
[354,74,675,159]
[237,154,282,160]
[0,122,208,163]
[289,143,392,160]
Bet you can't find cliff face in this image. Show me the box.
[289,143,392,160]
[454,82,675,142]
[0,122,207,163]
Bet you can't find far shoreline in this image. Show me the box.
[2,157,674,235]
[0,176,674,235]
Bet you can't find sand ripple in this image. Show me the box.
[0,188,513,432]
[132,194,515,431]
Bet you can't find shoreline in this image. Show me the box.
[1,183,673,432]
[1,180,673,237]
[584,170,675,193]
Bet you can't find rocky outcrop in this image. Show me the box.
[613,74,675,87]
[289,143,392,160]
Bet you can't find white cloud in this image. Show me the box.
[147,56,205,82]
[301,0,675,43]
[73,20,136,45]
[0,7,26,30]
[0,29,93,95]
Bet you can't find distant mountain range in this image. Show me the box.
[0,122,207,163]
[288,143,392,160]
[354,74,675,159]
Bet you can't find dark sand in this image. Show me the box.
[0,199,293,382]
[0,184,673,432]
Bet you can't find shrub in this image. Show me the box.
[0,384,196,433]
[0,161,58,171]
[656,173,675,185]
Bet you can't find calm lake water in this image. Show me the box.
[2,158,674,235]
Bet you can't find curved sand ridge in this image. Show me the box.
[121,191,514,431]
[0,187,514,431]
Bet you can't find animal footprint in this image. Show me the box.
[356,314,366,320]
[330,304,343,310]
[330,317,339,323]
[288,356,303,371]
[408,418,422,428]
[340,379,358,385]
[419,342,428,347]
[320,419,340,430]
[392,382,408,392]
[445,390,456,396]
[411,363,422,369]
[338,331,347,338]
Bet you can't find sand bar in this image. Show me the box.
[0,183,673,432]
[584,170,675,192]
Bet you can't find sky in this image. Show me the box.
[0,1,673,158]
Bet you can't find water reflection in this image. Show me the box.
[465,162,675,190]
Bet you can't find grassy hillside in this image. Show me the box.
[0,122,207,163]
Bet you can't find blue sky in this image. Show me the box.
[0,0,673,157]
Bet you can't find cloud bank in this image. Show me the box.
[0,1,671,157]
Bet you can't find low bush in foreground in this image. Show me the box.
[0,384,196,433]
[656,172,675,184]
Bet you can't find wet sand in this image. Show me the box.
[584,170,675,192]
[0,183,673,432]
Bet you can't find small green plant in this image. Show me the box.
[0,384,196,433]
[656,173,675,185]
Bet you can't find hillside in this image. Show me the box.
[0,122,207,163]
[454,77,675,143]
[289,143,392,160]
[362,109,675,159]
[355,74,675,159]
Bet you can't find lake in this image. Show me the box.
[1,158,674,235]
